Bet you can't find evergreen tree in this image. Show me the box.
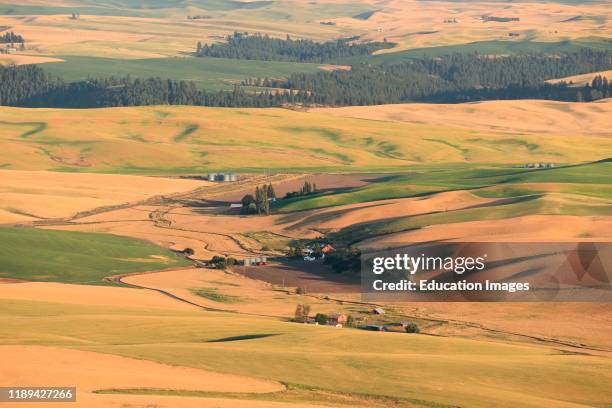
[261,185,270,215]
[267,183,276,200]
[255,186,263,214]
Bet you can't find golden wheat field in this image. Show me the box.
[310,99,612,137]
[547,69,612,86]
[0,103,610,173]
[1,282,612,408]
[0,170,208,223]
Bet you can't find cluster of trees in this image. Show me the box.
[286,245,305,259]
[284,181,317,199]
[207,255,238,269]
[195,32,395,63]
[240,184,276,215]
[404,322,420,333]
[324,246,362,274]
[0,31,24,43]
[293,304,311,323]
[578,75,611,101]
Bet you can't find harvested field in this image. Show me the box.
[0,54,63,65]
[3,296,612,408]
[360,215,612,248]
[122,267,355,317]
[311,99,612,138]
[0,281,195,310]
[327,0,612,52]
[400,302,612,351]
[0,345,287,408]
[0,170,208,223]
[547,70,612,87]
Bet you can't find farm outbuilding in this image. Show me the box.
[208,172,238,182]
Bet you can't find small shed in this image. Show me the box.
[372,307,385,315]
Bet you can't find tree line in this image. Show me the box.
[0,66,282,108]
[0,31,24,43]
[284,181,318,199]
[260,49,612,105]
[0,50,610,108]
[195,32,395,63]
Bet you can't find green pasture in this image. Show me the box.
[0,227,190,284]
[43,56,322,91]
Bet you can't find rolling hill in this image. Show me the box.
[0,102,609,174]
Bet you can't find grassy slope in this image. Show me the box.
[43,56,323,91]
[0,105,609,174]
[1,299,611,408]
[276,160,612,211]
[274,161,612,243]
[0,227,189,284]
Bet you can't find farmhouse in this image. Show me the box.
[327,313,348,326]
[321,244,335,254]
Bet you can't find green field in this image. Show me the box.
[275,160,612,212]
[42,56,324,90]
[273,160,612,243]
[2,298,611,408]
[0,227,190,284]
